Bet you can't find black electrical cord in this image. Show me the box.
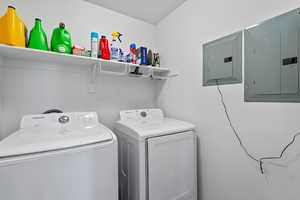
[216,81,259,163]
[259,132,300,173]
[216,80,300,174]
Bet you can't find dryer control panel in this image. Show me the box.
[120,109,164,124]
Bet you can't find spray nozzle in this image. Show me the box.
[112,32,122,43]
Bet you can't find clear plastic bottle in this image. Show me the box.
[110,40,118,60]
[110,32,122,60]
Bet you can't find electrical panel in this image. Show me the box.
[203,31,242,86]
[245,8,300,102]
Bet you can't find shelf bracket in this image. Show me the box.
[151,74,179,80]
[98,61,128,76]
[91,63,98,83]
[151,69,178,80]
[88,63,98,93]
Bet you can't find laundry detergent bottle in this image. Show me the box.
[28,18,48,51]
[0,6,28,47]
[51,23,72,54]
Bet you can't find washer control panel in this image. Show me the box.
[21,112,99,129]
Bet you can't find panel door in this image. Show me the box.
[279,10,300,94]
[207,41,234,80]
[245,21,281,95]
[245,7,300,102]
[280,28,299,94]
[203,31,242,86]
[147,131,197,200]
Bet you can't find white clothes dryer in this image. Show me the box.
[114,109,197,200]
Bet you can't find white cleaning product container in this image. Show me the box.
[91,32,99,58]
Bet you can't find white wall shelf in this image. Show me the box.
[0,44,178,80]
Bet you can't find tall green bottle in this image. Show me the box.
[51,23,72,54]
[28,18,48,50]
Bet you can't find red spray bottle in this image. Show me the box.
[100,35,110,60]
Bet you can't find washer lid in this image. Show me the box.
[115,118,195,140]
[0,112,113,158]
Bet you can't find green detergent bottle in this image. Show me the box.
[51,22,72,54]
[28,18,48,50]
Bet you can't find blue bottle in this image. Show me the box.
[140,46,148,65]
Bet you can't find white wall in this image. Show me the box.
[3,0,300,199]
[0,0,159,139]
[156,0,300,200]
[0,56,3,138]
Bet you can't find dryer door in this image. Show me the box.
[147,131,197,200]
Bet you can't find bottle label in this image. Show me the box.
[91,41,98,58]
[111,47,119,60]
[59,46,66,53]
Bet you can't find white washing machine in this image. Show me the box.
[114,109,197,200]
[0,112,118,200]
